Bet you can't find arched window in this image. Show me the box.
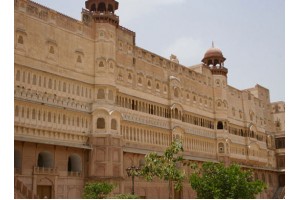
[48,78,52,89]
[217,121,223,129]
[108,4,114,13]
[174,108,179,119]
[97,118,105,129]
[68,154,82,172]
[128,73,132,80]
[16,70,20,81]
[218,143,225,153]
[32,109,36,119]
[111,119,117,130]
[49,46,54,54]
[77,86,80,95]
[32,74,36,85]
[91,3,96,11]
[147,80,152,87]
[156,83,160,90]
[97,89,105,99]
[48,112,51,122]
[37,151,54,168]
[18,35,24,44]
[138,77,142,85]
[99,61,104,67]
[108,90,113,100]
[63,82,66,92]
[98,3,106,12]
[174,88,179,98]
[15,106,19,117]
[77,55,82,63]
[14,150,22,170]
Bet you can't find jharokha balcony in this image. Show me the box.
[33,166,58,175]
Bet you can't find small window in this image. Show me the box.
[97,89,105,99]
[48,112,51,122]
[15,106,19,117]
[68,154,82,173]
[99,61,104,67]
[97,118,105,129]
[49,46,54,54]
[17,35,24,44]
[37,152,54,168]
[109,63,114,70]
[217,121,223,129]
[16,70,20,81]
[156,83,160,90]
[174,88,179,98]
[218,143,225,153]
[48,79,52,89]
[138,77,142,85]
[147,80,152,87]
[32,74,37,85]
[14,150,22,170]
[111,119,117,130]
[108,90,113,100]
[32,109,36,119]
[77,55,82,63]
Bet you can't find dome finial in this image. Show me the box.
[212,41,214,48]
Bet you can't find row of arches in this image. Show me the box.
[15,104,90,130]
[89,3,115,13]
[116,69,168,95]
[116,94,216,130]
[97,88,114,100]
[116,68,213,110]
[97,118,117,130]
[14,150,82,173]
[15,68,92,100]
[120,124,171,146]
[116,95,171,118]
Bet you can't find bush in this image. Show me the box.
[82,182,115,199]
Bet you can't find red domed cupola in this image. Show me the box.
[202,42,226,67]
[85,0,119,13]
[84,0,119,25]
[202,42,228,76]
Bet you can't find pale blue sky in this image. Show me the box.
[32,0,284,102]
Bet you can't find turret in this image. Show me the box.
[202,42,228,77]
[84,0,119,26]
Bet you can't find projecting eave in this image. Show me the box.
[15,135,92,149]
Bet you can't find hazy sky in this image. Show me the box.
[33,0,285,102]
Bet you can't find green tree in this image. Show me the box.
[141,139,185,199]
[82,182,115,199]
[189,162,267,199]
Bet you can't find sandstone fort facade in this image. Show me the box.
[14,0,285,198]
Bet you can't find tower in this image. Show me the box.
[202,43,229,164]
[84,0,124,189]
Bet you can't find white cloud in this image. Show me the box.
[117,0,186,23]
[161,37,204,66]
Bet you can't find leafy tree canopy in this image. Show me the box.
[82,182,115,199]
[189,162,267,199]
[141,139,185,198]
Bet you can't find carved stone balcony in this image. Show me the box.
[68,171,82,177]
[33,166,58,175]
